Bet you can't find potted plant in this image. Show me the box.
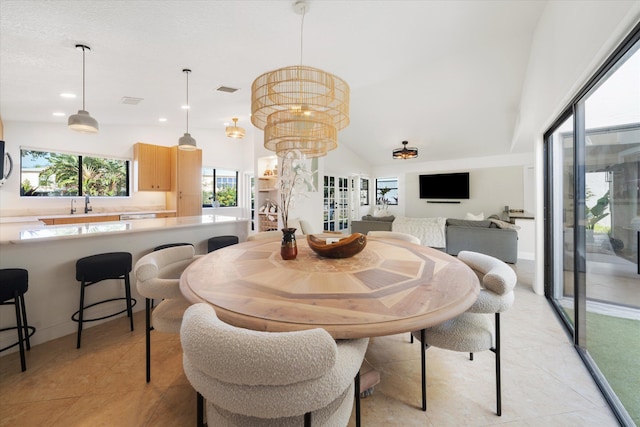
[585,189,610,243]
[586,189,610,230]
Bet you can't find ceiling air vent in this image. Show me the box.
[120,97,144,105]
[216,86,239,93]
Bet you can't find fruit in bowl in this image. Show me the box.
[306,233,367,259]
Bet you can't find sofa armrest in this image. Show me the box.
[446,226,518,264]
[351,220,393,234]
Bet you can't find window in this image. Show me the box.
[544,22,640,425]
[360,178,369,206]
[202,168,238,207]
[375,177,398,205]
[20,149,129,197]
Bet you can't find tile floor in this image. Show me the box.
[0,260,620,426]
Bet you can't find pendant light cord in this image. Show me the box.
[81,47,86,111]
[76,45,89,111]
[184,69,190,133]
[299,4,306,65]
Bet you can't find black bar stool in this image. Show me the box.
[0,268,36,372]
[207,235,239,253]
[73,252,136,349]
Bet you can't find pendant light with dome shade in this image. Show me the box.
[178,68,197,151]
[68,44,99,134]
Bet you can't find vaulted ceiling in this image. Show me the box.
[0,0,546,166]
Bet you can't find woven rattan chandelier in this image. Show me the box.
[251,0,349,158]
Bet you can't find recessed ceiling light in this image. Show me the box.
[52,112,66,116]
[223,122,230,126]
[60,93,76,98]
[181,105,190,110]
[158,117,167,122]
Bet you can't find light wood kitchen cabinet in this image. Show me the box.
[156,212,176,218]
[166,146,202,217]
[39,215,120,225]
[133,142,171,191]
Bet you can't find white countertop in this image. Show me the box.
[0,214,248,244]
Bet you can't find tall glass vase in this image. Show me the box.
[281,228,298,260]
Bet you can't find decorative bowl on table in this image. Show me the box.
[306,233,367,259]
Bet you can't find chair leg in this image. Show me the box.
[145,298,151,383]
[495,312,502,416]
[13,296,26,372]
[355,370,361,427]
[19,294,31,350]
[304,412,312,427]
[421,328,426,411]
[124,274,134,332]
[410,332,413,343]
[196,391,206,427]
[76,280,86,349]
[470,352,474,361]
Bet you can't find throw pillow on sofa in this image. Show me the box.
[465,212,484,220]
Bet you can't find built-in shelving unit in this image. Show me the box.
[256,156,279,231]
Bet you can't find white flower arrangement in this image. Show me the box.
[279,150,315,229]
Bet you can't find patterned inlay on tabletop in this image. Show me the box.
[181,237,480,339]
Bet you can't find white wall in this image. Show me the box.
[404,166,523,219]
[324,139,373,221]
[513,0,640,294]
[0,121,252,217]
[512,1,640,153]
[370,152,533,219]
[253,137,374,235]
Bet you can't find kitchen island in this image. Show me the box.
[0,214,249,350]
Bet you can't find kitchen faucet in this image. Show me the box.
[70,199,77,215]
[84,195,92,214]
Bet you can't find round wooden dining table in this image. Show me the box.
[179,236,480,339]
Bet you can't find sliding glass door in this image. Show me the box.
[545,23,640,426]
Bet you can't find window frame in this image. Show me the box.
[360,178,369,206]
[375,177,398,205]
[201,167,239,208]
[543,20,640,427]
[20,148,130,197]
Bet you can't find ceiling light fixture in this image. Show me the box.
[68,44,99,133]
[178,68,196,151]
[225,118,246,139]
[250,0,349,158]
[392,141,418,160]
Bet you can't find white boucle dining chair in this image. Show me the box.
[134,245,201,382]
[180,303,369,427]
[412,250,517,415]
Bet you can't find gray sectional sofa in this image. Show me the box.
[351,215,518,263]
[351,215,394,234]
[445,218,518,263]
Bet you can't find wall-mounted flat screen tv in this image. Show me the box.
[419,172,469,199]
